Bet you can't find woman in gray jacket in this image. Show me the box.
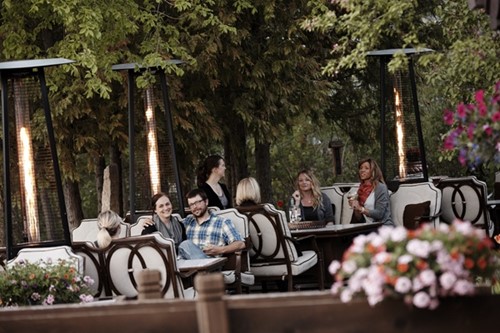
[349,158,393,226]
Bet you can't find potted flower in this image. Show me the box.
[329,220,499,309]
[0,259,94,307]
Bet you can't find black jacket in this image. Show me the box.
[199,182,232,209]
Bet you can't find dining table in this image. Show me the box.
[290,222,383,286]
[177,257,228,288]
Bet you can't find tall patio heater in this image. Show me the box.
[367,48,432,188]
[112,62,185,224]
[0,58,74,259]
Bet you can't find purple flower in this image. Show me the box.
[43,294,55,305]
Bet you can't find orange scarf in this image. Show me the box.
[357,182,374,205]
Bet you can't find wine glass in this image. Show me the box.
[346,188,358,208]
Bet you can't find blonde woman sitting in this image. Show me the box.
[96,210,123,248]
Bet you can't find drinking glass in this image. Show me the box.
[346,188,358,208]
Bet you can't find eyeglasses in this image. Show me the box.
[188,199,205,208]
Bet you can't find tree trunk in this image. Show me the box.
[110,144,124,216]
[94,155,105,216]
[224,117,248,200]
[255,140,272,203]
[63,180,83,229]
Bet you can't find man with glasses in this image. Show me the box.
[178,188,245,259]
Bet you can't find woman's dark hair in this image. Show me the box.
[196,154,223,187]
[151,192,170,213]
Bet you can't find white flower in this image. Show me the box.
[369,235,385,248]
[406,239,431,258]
[412,291,431,308]
[437,223,450,233]
[430,240,443,252]
[412,277,424,292]
[340,289,353,303]
[373,251,391,265]
[342,260,357,275]
[367,293,384,306]
[394,277,412,293]
[439,272,457,290]
[329,260,341,275]
[330,281,343,295]
[453,219,475,236]
[390,226,407,242]
[453,279,475,295]
[79,294,94,303]
[377,226,394,241]
[397,254,413,265]
[419,269,436,286]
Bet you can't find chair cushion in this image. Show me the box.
[222,271,255,286]
[250,250,317,277]
[403,201,431,230]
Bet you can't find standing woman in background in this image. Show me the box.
[196,154,232,209]
[348,157,393,226]
[96,210,122,248]
[291,169,334,223]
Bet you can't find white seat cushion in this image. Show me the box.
[250,250,317,277]
[222,270,255,286]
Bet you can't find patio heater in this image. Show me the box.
[0,58,74,259]
[112,62,185,224]
[367,48,432,188]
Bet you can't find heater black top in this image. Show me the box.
[112,60,183,72]
[366,48,433,57]
[0,58,74,71]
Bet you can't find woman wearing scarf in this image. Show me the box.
[142,192,186,249]
[349,158,393,226]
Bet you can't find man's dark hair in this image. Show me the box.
[186,188,208,201]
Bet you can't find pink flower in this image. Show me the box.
[467,123,476,140]
[475,89,485,104]
[483,124,493,136]
[456,103,467,118]
[493,111,500,121]
[443,110,454,125]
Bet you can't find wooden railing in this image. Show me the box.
[1,272,499,333]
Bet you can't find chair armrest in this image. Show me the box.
[286,234,321,254]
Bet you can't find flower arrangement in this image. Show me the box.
[0,259,94,307]
[443,81,500,168]
[329,220,499,309]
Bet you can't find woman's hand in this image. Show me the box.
[292,190,301,206]
[143,218,154,227]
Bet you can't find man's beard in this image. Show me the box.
[193,206,208,218]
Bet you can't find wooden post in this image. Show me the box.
[195,273,229,333]
[137,269,162,300]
